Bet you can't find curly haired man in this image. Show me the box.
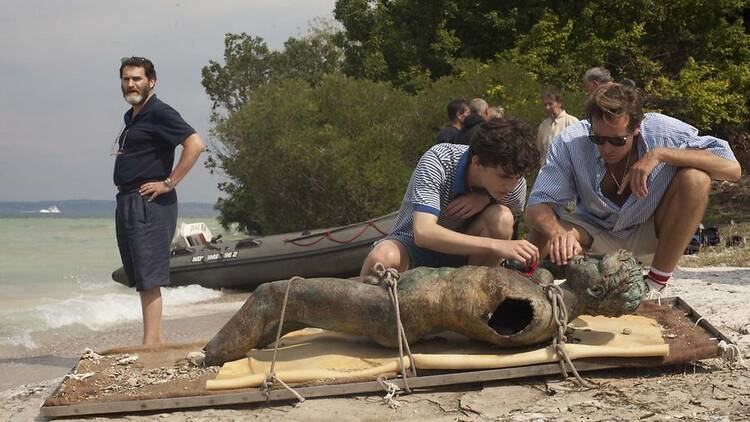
[361,117,541,276]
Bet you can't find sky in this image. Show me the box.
[0,0,337,203]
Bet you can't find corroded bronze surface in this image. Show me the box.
[204,250,646,366]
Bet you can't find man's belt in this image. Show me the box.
[116,180,158,192]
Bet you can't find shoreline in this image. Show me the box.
[0,290,250,392]
[2,269,749,421]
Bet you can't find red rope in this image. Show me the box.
[284,219,389,247]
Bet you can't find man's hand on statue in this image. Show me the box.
[494,239,539,266]
[445,192,490,219]
[548,232,582,266]
[139,181,172,202]
[621,150,660,198]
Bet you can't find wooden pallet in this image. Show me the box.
[39,297,732,419]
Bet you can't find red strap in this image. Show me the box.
[284,220,389,247]
[522,261,539,278]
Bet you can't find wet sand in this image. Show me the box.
[0,291,250,392]
[2,269,750,421]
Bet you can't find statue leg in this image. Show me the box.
[204,278,396,366]
[203,280,302,366]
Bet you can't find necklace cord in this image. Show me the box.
[609,145,632,192]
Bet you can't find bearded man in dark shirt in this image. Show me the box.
[113,57,205,345]
[435,99,469,144]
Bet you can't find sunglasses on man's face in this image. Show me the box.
[588,124,630,147]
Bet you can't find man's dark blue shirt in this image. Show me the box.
[113,95,195,186]
[435,125,459,144]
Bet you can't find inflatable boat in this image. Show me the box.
[111,212,397,290]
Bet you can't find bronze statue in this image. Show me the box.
[204,250,645,366]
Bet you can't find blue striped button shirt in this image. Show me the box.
[391,143,527,239]
[528,113,737,239]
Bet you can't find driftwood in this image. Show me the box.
[204,250,646,366]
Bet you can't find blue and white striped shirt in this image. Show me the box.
[528,113,737,238]
[391,143,527,239]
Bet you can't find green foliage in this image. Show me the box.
[206,0,750,233]
[334,0,463,87]
[201,21,344,123]
[202,34,273,118]
[333,0,750,134]
[211,59,579,234]
[646,58,749,132]
[212,75,418,234]
[273,20,345,85]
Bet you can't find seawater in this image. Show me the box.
[0,216,229,348]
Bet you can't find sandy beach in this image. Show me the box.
[2,268,749,421]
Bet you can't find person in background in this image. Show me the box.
[525,83,740,295]
[454,98,492,145]
[489,105,505,119]
[620,78,636,88]
[113,57,205,345]
[536,91,579,164]
[436,99,470,144]
[582,67,613,94]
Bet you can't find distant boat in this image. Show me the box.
[39,206,61,214]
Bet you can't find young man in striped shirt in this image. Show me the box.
[361,117,541,277]
[525,83,741,293]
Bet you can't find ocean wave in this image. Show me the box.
[67,274,113,292]
[0,285,222,348]
[0,327,38,349]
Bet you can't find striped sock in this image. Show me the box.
[647,267,672,289]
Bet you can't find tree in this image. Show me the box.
[333,0,750,133]
[212,75,419,233]
[646,58,748,132]
[272,19,345,86]
[210,59,579,234]
[202,22,346,192]
[202,21,344,123]
[201,34,274,120]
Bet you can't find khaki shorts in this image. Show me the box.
[559,212,658,266]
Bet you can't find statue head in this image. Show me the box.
[562,250,646,316]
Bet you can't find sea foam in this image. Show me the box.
[0,285,223,348]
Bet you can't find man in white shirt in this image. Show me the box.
[536,91,579,163]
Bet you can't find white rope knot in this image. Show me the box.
[542,282,596,389]
[718,340,746,368]
[260,376,273,400]
[646,289,663,306]
[373,263,400,288]
[372,262,417,393]
[377,375,402,409]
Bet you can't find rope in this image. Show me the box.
[693,316,705,327]
[285,220,389,247]
[718,340,746,367]
[373,263,417,393]
[646,289,663,306]
[260,276,306,405]
[376,375,402,409]
[543,282,597,389]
